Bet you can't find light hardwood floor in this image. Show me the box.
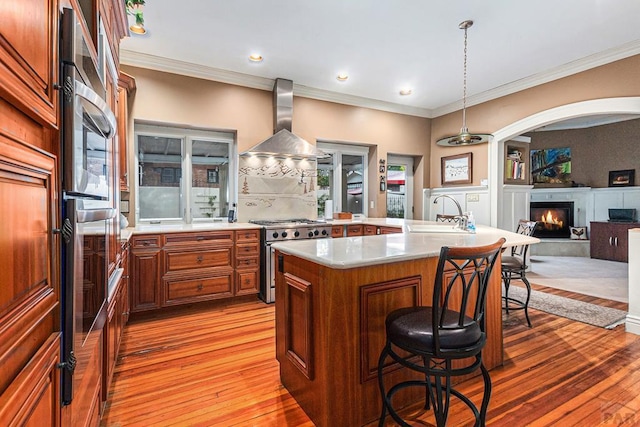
[101,290,637,427]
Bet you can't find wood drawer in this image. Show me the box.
[164,231,234,247]
[236,256,259,269]
[165,248,232,272]
[164,273,233,304]
[331,226,343,238]
[346,224,363,236]
[236,242,259,257]
[236,269,259,295]
[364,225,378,235]
[236,229,260,242]
[132,235,161,249]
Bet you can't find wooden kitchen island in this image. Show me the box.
[272,223,538,427]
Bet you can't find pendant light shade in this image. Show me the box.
[437,20,492,147]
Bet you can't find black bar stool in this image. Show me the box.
[377,238,505,427]
[502,220,537,327]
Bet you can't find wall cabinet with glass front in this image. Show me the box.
[504,142,529,184]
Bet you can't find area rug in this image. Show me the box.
[505,286,627,329]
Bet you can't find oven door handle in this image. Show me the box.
[76,207,117,223]
[75,79,117,139]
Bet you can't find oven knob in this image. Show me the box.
[308,231,314,238]
[314,230,319,236]
[272,232,279,239]
[294,231,300,237]
[321,229,328,236]
[282,231,288,238]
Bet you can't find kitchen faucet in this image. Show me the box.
[433,194,468,230]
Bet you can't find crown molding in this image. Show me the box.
[432,40,640,118]
[120,49,433,118]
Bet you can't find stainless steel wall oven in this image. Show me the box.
[59,7,117,406]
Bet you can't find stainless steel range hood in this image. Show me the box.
[241,78,325,158]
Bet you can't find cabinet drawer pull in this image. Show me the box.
[614,237,618,246]
[244,278,251,285]
[197,283,204,291]
[196,255,204,263]
[196,236,205,241]
[609,237,613,246]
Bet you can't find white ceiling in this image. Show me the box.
[120,0,640,119]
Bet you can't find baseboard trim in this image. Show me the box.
[625,314,640,335]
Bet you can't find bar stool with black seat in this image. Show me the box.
[501,220,537,327]
[377,238,505,427]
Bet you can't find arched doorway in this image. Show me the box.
[489,97,640,227]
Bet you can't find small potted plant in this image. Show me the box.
[125,0,146,33]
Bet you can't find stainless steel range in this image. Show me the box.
[250,219,333,303]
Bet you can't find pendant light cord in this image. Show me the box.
[461,23,468,131]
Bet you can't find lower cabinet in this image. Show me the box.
[590,221,639,262]
[0,334,61,426]
[130,235,162,312]
[130,229,260,313]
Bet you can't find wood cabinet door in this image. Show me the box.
[131,248,161,312]
[0,0,58,125]
[590,222,614,260]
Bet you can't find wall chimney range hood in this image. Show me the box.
[241,78,325,158]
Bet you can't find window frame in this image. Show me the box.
[134,123,237,224]
[317,142,369,214]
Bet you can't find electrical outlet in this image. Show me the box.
[467,193,480,202]
[370,201,375,209]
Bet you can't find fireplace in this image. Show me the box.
[530,201,574,238]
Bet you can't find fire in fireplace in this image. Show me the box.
[530,201,574,238]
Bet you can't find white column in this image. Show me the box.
[626,228,640,335]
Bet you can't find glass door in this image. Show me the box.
[386,155,414,219]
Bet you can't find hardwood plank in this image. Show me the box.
[101,291,640,427]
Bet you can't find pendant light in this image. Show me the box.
[437,20,492,146]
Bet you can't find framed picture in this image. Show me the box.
[530,147,571,185]
[441,152,472,185]
[608,169,635,187]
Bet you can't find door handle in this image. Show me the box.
[609,237,613,246]
[614,237,618,246]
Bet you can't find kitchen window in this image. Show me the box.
[317,142,369,216]
[135,123,236,223]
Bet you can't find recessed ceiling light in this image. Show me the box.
[336,73,349,82]
[249,54,263,62]
[399,88,413,96]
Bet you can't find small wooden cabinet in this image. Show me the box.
[130,235,162,312]
[331,225,344,238]
[235,229,260,296]
[590,221,638,263]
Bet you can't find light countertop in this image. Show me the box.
[272,223,539,269]
[124,222,262,235]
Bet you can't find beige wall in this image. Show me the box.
[122,65,431,218]
[527,118,640,188]
[430,55,640,187]
[123,54,640,219]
